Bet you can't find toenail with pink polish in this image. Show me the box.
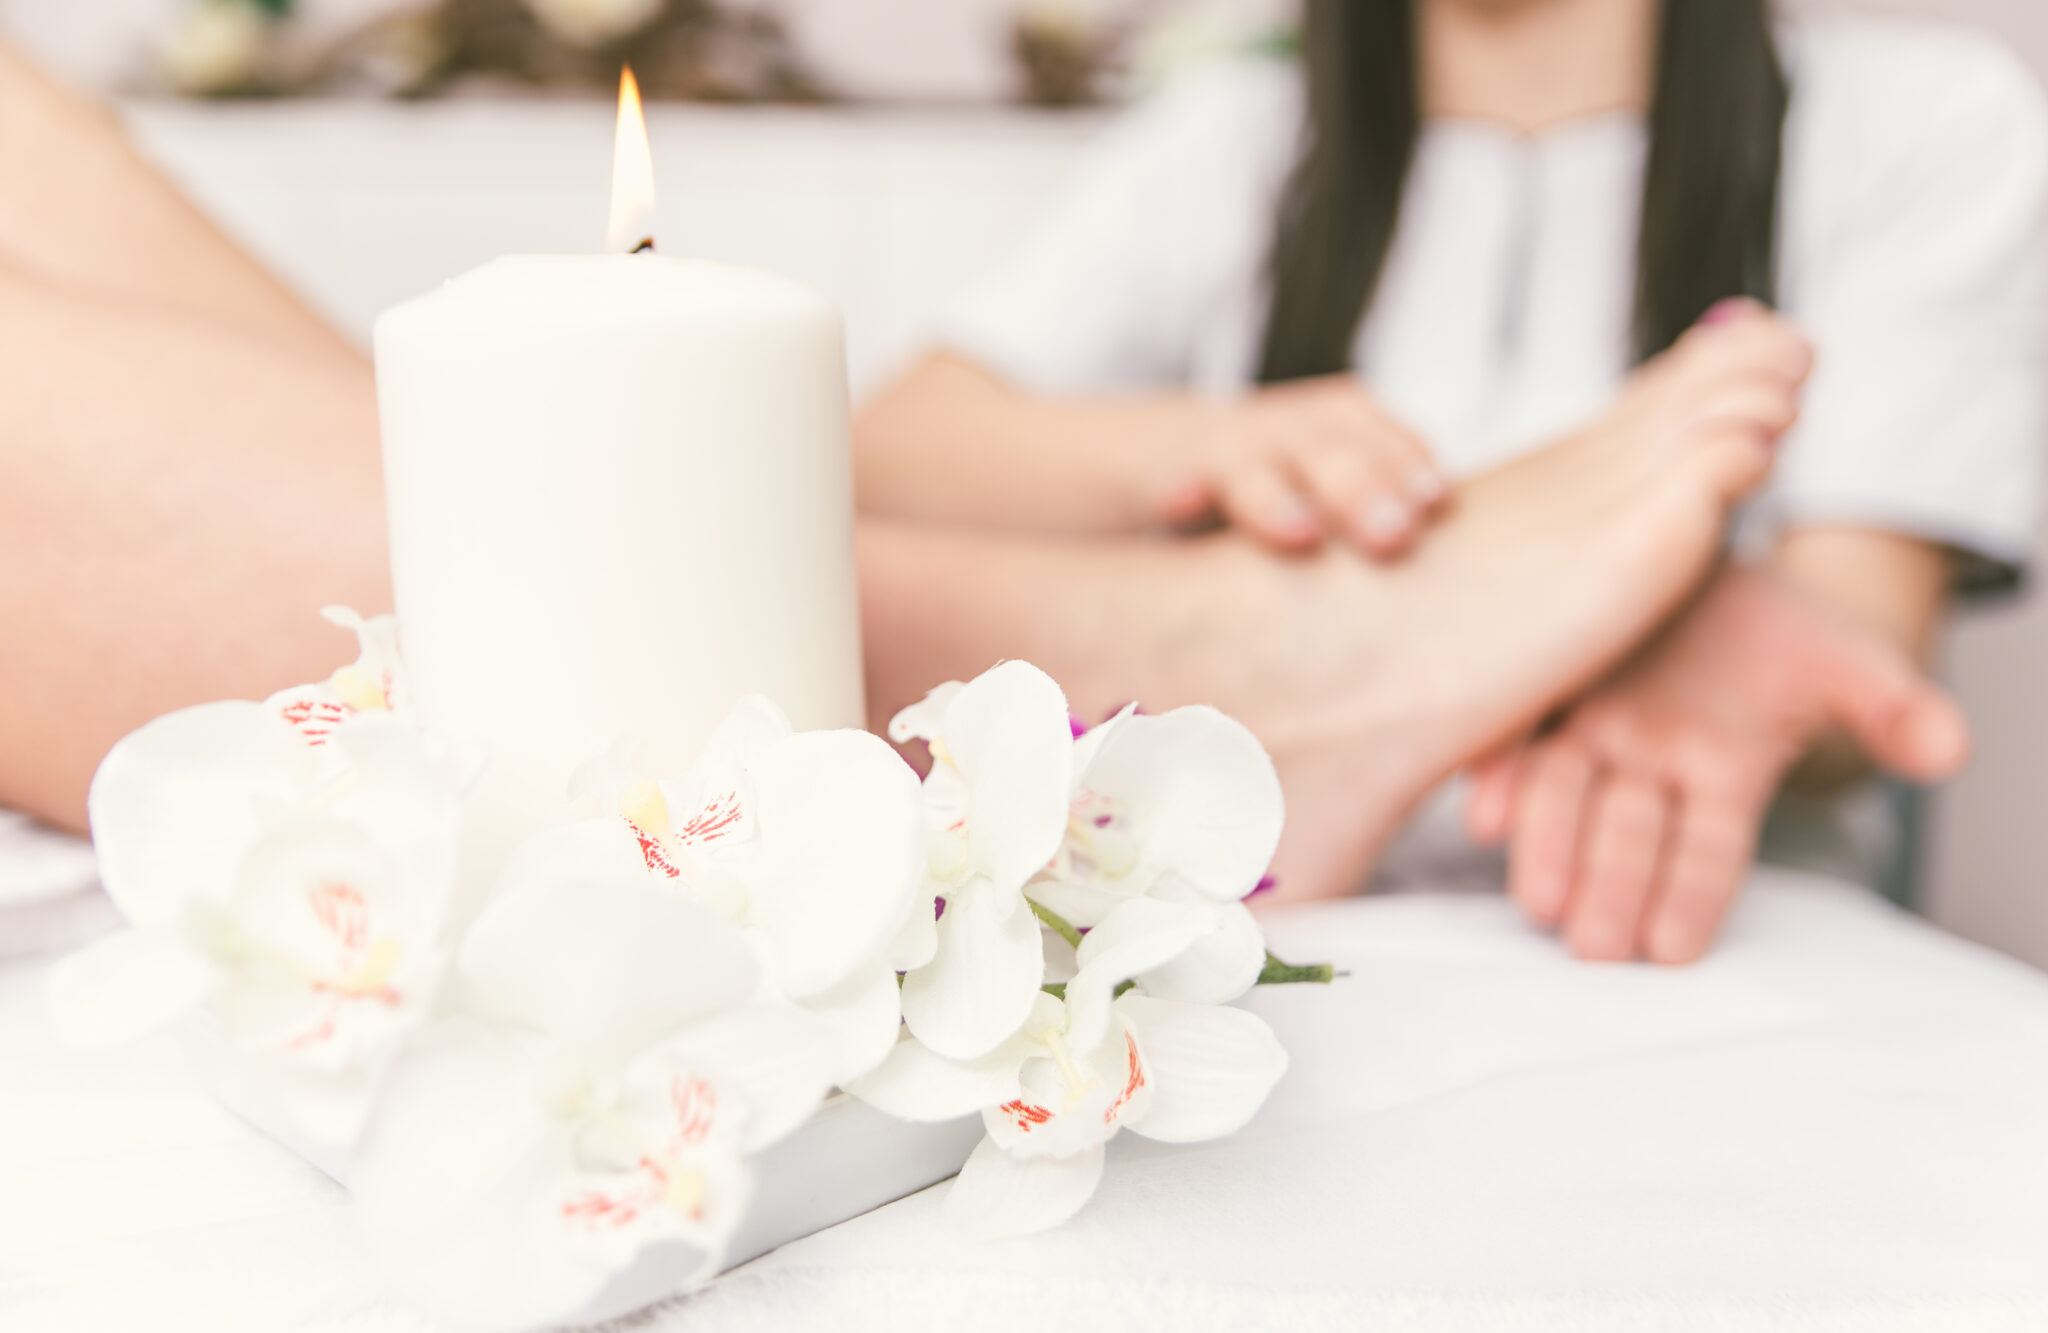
[1699,298,1748,327]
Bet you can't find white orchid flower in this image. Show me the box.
[849,897,1289,1239]
[1028,705,1284,1006]
[49,695,462,1146]
[889,662,1075,1061]
[501,695,925,1085]
[352,875,835,1332]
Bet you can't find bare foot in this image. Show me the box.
[1190,306,1815,903]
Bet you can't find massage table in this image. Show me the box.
[4,811,2045,1332]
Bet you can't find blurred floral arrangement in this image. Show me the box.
[158,0,819,101]
[154,0,1298,105]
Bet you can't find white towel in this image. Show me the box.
[0,812,116,962]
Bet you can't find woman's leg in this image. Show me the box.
[0,261,385,828]
[0,39,350,359]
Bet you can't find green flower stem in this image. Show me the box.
[1029,898,1083,950]
[1257,950,1337,986]
[1040,979,1135,1002]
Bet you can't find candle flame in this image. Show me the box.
[606,66,657,254]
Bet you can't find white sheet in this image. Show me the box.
[4,870,2045,1333]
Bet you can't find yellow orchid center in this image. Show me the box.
[320,936,402,999]
[618,781,673,842]
[928,735,957,769]
[329,663,390,713]
[655,1158,708,1221]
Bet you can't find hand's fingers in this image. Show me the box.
[1214,454,1322,550]
[1506,745,1596,926]
[1463,749,1521,845]
[1312,392,1447,512]
[1641,788,1765,965]
[1562,773,1671,962]
[1281,431,1418,557]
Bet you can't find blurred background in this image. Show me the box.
[4,0,2044,966]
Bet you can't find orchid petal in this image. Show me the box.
[887,680,964,745]
[458,875,758,1051]
[844,1001,1049,1122]
[1115,994,1288,1144]
[354,1020,610,1331]
[319,605,409,710]
[943,1136,1105,1241]
[644,1005,834,1153]
[1022,876,1132,932]
[87,701,307,926]
[1077,706,1283,901]
[900,881,1044,1061]
[1068,702,1137,780]
[886,898,939,973]
[796,963,908,1087]
[739,729,924,998]
[1065,896,1214,1055]
[499,816,648,895]
[987,1014,1148,1160]
[46,926,218,1047]
[942,662,1072,890]
[672,695,791,815]
[1134,895,1267,1006]
[697,694,794,766]
[322,716,469,869]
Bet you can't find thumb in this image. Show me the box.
[1819,634,1971,784]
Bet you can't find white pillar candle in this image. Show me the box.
[371,81,863,825]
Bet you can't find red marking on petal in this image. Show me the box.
[679,790,744,846]
[309,978,402,1005]
[283,1005,340,1052]
[309,882,370,953]
[561,1190,643,1230]
[668,1073,719,1148]
[627,820,684,879]
[279,697,353,748]
[1103,1031,1146,1126]
[998,1098,1053,1132]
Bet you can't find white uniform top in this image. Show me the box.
[940,13,2048,584]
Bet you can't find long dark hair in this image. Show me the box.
[1257,0,1788,383]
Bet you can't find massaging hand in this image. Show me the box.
[1463,565,1970,964]
[1160,375,1447,557]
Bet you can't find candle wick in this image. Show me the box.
[631,238,655,254]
